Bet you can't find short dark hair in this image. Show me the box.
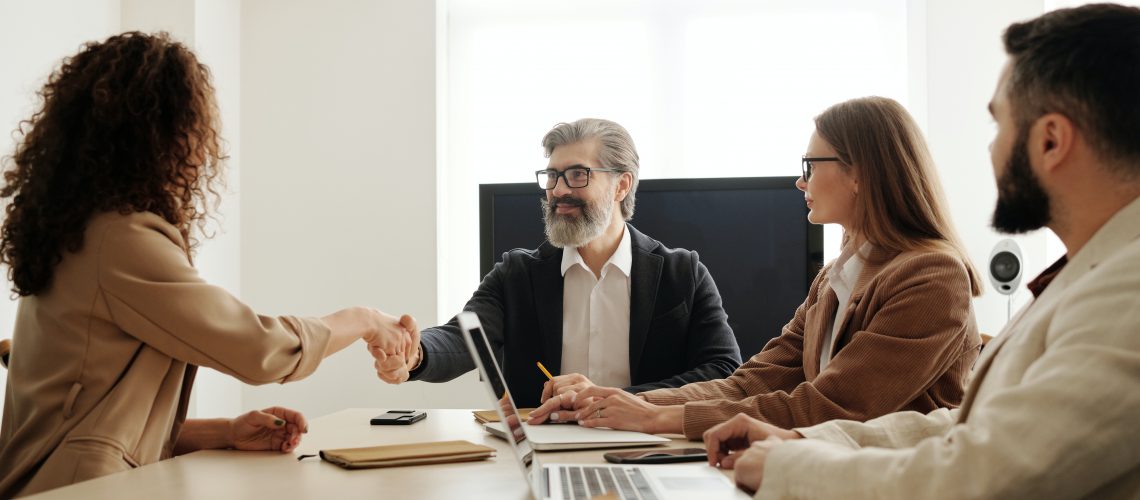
[1003,3,1140,174]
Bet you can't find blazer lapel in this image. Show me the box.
[627,227,663,378]
[803,287,837,380]
[530,246,566,374]
[829,246,899,356]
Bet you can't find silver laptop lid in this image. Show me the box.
[457,312,541,488]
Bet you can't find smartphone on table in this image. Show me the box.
[370,410,427,425]
[603,448,708,464]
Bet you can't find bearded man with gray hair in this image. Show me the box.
[379,118,742,407]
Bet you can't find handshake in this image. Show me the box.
[320,307,423,384]
[365,311,422,384]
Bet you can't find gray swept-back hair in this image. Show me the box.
[542,118,640,220]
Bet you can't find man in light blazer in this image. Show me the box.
[377,118,742,407]
[702,4,1140,498]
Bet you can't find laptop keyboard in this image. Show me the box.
[560,466,659,500]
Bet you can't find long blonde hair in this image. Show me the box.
[815,96,981,296]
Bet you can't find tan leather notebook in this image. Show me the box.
[319,440,495,469]
[473,408,534,424]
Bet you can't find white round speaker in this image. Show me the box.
[988,239,1023,296]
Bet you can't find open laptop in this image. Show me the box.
[458,312,750,500]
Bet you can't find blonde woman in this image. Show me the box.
[529,97,982,439]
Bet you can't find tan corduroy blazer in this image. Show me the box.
[641,245,980,439]
[759,198,1140,500]
[0,212,331,498]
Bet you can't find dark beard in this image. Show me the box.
[991,129,1052,234]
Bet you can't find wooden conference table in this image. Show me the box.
[29,409,745,499]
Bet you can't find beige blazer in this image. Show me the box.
[0,212,331,497]
[760,197,1140,500]
[641,246,980,439]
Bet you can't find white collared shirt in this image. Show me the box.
[559,225,633,388]
[820,242,871,371]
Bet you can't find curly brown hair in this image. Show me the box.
[0,31,225,296]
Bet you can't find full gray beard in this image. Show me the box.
[541,197,613,248]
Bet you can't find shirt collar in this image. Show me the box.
[560,224,633,278]
[828,241,872,284]
[1027,256,1068,298]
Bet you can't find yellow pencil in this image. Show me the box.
[536,361,554,380]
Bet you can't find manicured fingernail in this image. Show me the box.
[574,412,580,420]
[571,393,577,403]
[275,419,285,426]
[550,413,559,421]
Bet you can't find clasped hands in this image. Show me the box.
[526,374,672,433]
[362,310,421,383]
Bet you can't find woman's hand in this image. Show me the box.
[230,406,309,453]
[571,387,682,434]
[321,307,417,361]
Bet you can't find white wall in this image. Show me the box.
[915,0,1056,337]
[239,0,489,418]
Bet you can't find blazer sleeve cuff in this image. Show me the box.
[640,388,690,406]
[755,438,861,499]
[679,401,740,439]
[278,316,332,383]
[794,421,862,449]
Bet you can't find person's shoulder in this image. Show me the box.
[629,225,693,260]
[1071,236,1140,297]
[500,242,555,263]
[885,244,968,275]
[90,211,186,255]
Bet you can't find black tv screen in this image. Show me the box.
[479,176,824,359]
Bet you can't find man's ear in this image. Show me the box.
[1033,112,1076,174]
[615,172,633,202]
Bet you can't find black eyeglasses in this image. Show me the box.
[536,166,618,190]
[801,157,842,181]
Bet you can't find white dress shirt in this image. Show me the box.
[819,242,870,371]
[559,225,632,388]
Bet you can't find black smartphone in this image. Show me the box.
[370,410,427,425]
[603,447,708,464]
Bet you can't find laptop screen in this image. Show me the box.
[458,312,535,471]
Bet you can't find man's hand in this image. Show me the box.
[702,413,800,469]
[539,373,596,403]
[229,406,309,453]
[528,390,594,424]
[732,437,783,493]
[543,386,680,434]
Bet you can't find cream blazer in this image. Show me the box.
[0,212,331,497]
[757,197,1140,500]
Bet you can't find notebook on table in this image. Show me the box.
[457,311,748,500]
[319,440,495,469]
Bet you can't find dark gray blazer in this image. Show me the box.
[410,224,742,407]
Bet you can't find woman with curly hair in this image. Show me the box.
[0,32,417,497]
